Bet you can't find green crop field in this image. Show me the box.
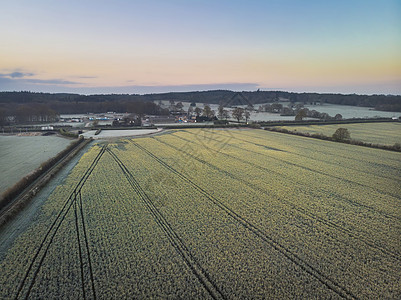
[1,128,400,299]
[277,122,401,146]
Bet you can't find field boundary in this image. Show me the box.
[259,118,398,127]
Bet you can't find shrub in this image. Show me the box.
[59,129,78,138]
[393,143,401,151]
[214,120,228,125]
[332,128,351,141]
[248,123,261,129]
[311,133,327,139]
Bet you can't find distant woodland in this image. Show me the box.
[1,90,400,125]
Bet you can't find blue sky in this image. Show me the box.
[1,0,400,94]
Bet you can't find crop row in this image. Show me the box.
[170,130,401,222]
[150,130,401,255]
[68,145,214,299]
[183,129,401,212]
[276,122,401,146]
[106,148,225,299]
[209,129,401,191]
[110,143,345,298]
[125,129,400,298]
[169,132,399,220]
[0,145,106,299]
[1,128,400,299]
[233,128,401,177]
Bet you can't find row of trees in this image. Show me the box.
[2,91,400,111]
[0,104,59,125]
[183,104,252,123]
[259,103,342,121]
[0,101,170,125]
[294,108,343,121]
[46,100,169,115]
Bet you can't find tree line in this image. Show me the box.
[0,99,169,125]
[1,90,400,125]
[1,91,400,111]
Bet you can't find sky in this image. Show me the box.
[1,0,400,95]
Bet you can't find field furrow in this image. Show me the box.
[110,143,345,299]
[106,148,225,300]
[170,131,401,217]
[208,129,401,194]
[152,132,401,255]
[231,129,401,179]
[1,128,399,299]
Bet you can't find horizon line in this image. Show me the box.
[1,89,400,97]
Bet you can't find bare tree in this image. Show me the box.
[169,99,175,110]
[218,104,225,119]
[244,110,251,124]
[232,107,244,122]
[194,107,202,117]
[175,102,184,112]
[295,109,307,121]
[334,114,343,120]
[203,105,214,119]
[222,109,230,120]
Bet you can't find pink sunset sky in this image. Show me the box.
[1,0,400,95]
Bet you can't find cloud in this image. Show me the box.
[23,78,81,85]
[0,71,35,78]
[131,83,262,94]
[82,83,262,95]
[0,80,262,94]
[0,69,81,87]
[76,76,97,79]
[2,78,399,95]
[9,72,34,78]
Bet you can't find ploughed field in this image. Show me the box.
[1,128,400,299]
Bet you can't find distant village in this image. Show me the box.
[1,92,400,132]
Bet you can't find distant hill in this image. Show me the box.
[1,90,401,112]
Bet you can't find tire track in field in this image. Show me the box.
[130,141,358,300]
[230,129,401,182]
[106,148,226,300]
[15,145,106,300]
[151,135,400,260]
[171,133,401,221]
[77,190,97,300]
[74,197,86,300]
[189,130,401,199]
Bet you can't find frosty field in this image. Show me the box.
[0,135,73,195]
[1,128,400,299]
[81,128,162,139]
